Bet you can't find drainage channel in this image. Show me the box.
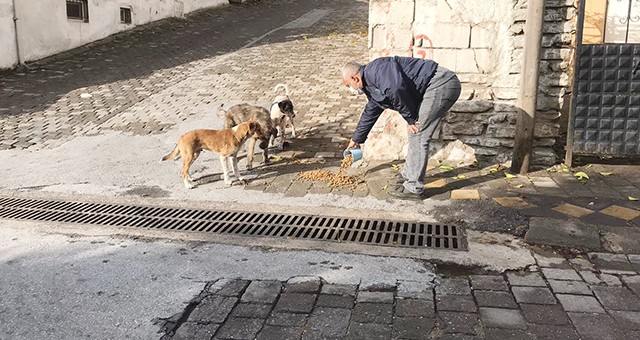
[0,197,467,251]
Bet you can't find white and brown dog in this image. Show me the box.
[269,83,297,150]
[161,120,260,189]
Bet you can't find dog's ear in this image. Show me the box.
[249,121,261,133]
[217,109,227,119]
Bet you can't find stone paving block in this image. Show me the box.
[314,152,335,158]
[622,275,640,296]
[552,203,594,218]
[241,280,282,304]
[256,325,303,340]
[541,267,582,281]
[351,302,393,324]
[209,279,250,296]
[589,252,635,274]
[356,291,394,303]
[569,257,595,271]
[436,294,477,313]
[397,280,434,300]
[483,328,536,340]
[392,317,436,339]
[473,290,518,308]
[321,284,357,296]
[438,311,479,335]
[451,189,480,200]
[266,312,308,327]
[592,286,640,311]
[306,307,351,338]
[580,270,623,286]
[283,180,312,197]
[610,311,640,330]
[533,253,571,268]
[629,255,640,273]
[172,322,219,340]
[274,293,316,313]
[493,196,530,208]
[600,205,640,221]
[346,322,392,340]
[469,275,509,291]
[548,279,592,295]
[438,334,481,340]
[216,317,264,340]
[568,312,625,340]
[316,294,355,309]
[519,303,570,325]
[231,302,273,319]
[479,307,527,329]
[435,278,472,295]
[189,295,238,323]
[602,227,640,255]
[511,286,556,305]
[424,178,447,188]
[527,323,580,340]
[285,276,321,293]
[557,294,605,313]
[395,298,435,318]
[506,271,547,287]
[525,217,602,250]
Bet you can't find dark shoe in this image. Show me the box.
[387,185,424,200]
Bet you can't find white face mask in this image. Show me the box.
[348,86,364,96]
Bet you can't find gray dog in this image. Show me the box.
[217,103,276,170]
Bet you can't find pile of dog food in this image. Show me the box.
[297,154,362,189]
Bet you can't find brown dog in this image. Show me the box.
[161,120,260,189]
[217,104,276,170]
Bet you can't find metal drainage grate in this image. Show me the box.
[0,197,467,250]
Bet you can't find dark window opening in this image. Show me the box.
[120,7,132,24]
[67,0,89,22]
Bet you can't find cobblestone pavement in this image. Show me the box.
[160,251,640,340]
[0,0,366,151]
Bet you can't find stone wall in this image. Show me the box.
[364,0,577,166]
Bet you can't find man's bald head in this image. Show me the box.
[341,61,364,90]
[342,61,363,79]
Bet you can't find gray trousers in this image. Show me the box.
[402,66,461,194]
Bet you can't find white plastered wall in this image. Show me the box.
[0,0,18,69]
[0,0,227,69]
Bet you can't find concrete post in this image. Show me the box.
[511,0,545,174]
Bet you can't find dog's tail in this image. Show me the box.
[274,83,289,96]
[160,145,180,162]
[217,103,227,119]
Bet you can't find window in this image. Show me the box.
[67,0,89,22]
[583,0,640,44]
[120,7,132,24]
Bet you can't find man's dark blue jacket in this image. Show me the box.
[352,56,438,144]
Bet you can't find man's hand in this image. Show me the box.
[407,121,421,134]
[345,139,360,151]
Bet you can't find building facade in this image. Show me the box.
[0,0,227,70]
[365,0,640,165]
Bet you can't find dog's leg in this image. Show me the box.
[219,155,232,186]
[231,154,244,183]
[181,153,197,189]
[261,138,270,165]
[276,123,285,151]
[246,137,256,170]
[289,117,297,138]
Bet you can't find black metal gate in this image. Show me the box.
[569,0,640,159]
